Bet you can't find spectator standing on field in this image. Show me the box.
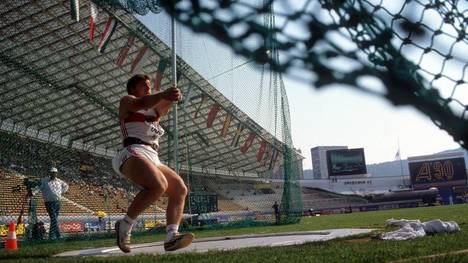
[272,201,280,224]
[40,167,68,240]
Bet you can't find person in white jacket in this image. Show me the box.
[40,167,68,240]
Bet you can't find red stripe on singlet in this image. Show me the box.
[127,146,141,158]
[120,119,128,137]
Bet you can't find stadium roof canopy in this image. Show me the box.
[0,0,302,177]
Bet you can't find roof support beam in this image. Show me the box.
[95,134,121,148]
[83,127,119,144]
[37,107,95,131]
[0,50,116,132]
[70,123,117,142]
[0,3,67,53]
[0,0,299,176]
[4,89,80,121]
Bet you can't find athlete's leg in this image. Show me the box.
[156,164,194,251]
[156,164,187,226]
[116,156,167,253]
[122,156,168,218]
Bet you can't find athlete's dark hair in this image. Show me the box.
[126,74,150,94]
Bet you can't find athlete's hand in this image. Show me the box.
[162,85,182,102]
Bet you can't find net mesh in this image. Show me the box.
[102,0,467,148]
[132,1,304,225]
[0,0,303,243]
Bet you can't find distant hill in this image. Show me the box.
[367,148,467,177]
[366,160,409,176]
[436,148,467,157]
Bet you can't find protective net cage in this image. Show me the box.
[0,0,303,244]
[114,0,467,147]
[0,0,466,245]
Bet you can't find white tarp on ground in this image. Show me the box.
[381,218,460,241]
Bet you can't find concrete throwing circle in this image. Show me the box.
[55,229,374,257]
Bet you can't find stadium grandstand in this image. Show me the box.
[0,0,307,240]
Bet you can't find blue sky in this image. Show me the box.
[285,77,461,169]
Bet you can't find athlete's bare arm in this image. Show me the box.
[153,85,182,121]
[119,87,181,118]
[154,99,174,118]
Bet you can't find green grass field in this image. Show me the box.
[1,204,467,262]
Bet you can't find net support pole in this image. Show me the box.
[398,138,404,186]
[171,16,179,174]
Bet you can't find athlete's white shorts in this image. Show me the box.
[112,144,162,177]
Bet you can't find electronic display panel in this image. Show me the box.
[410,157,467,189]
[326,148,367,176]
[184,193,218,214]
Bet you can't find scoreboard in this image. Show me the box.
[184,193,218,214]
[409,157,467,190]
[326,148,367,176]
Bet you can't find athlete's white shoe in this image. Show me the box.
[115,220,131,253]
[164,232,195,251]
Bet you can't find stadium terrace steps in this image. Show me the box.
[0,169,166,217]
[0,131,167,216]
[301,187,368,210]
[64,182,166,214]
[61,197,94,214]
[217,199,245,211]
[0,170,90,215]
[200,176,283,212]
